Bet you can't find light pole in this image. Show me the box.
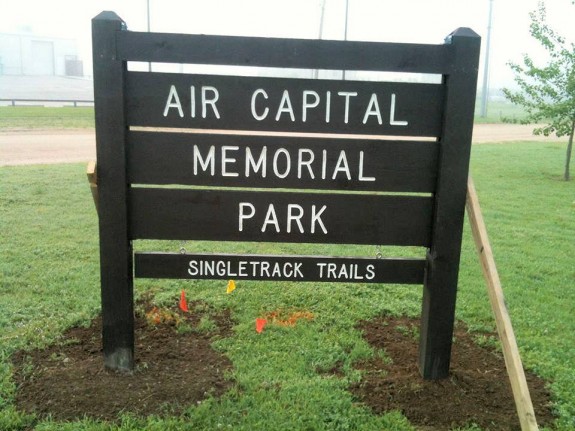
[147,0,151,72]
[342,0,349,80]
[315,0,327,79]
[481,0,494,117]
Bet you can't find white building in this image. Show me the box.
[0,32,83,76]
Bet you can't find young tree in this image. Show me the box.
[503,1,575,181]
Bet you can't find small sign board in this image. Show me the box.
[92,11,480,379]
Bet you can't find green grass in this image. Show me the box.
[473,99,528,124]
[1,142,574,430]
[0,106,94,129]
[0,98,524,131]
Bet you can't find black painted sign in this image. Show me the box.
[128,132,439,192]
[127,72,444,136]
[135,253,425,284]
[92,11,480,379]
[129,188,433,246]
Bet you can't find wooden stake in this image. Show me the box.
[86,161,99,213]
[466,176,539,431]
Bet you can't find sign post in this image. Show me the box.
[92,11,479,379]
[92,12,133,372]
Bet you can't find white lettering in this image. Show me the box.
[251,89,269,121]
[321,149,327,180]
[302,90,320,122]
[272,148,291,178]
[327,263,337,278]
[366,264,375,280]
[332,151,351,180]
[238,261,248,277]
[287,204,305,233]
[325,91,331,123]
[362,93,383,125]
[190,85,196,118]
[311,205,328,234]
[217,261,226,277]
[271,263,281,277]
[294,262,304,278]
[260,261,270,277]
[298,149,315,179]
[317,262,327,278]
[238,202,255,231]
[221,146,239,177]
[202,86,220,119]
[283,262,293,278]
[188,260,199,276]
[262,204,280,232]
[389,93,408,126]
[193,145,215,176]
[338,264,349,279]
[337,91,358,124]
[275,90,295,121]
[245,146,267,178]
[358,151,375,182]
[163,85,184,117]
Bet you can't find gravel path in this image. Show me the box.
[0,124,564,167]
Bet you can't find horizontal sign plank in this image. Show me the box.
[135,252,425,284]
[126,72,443,137]
[127,132,438,193]
[129,188,432,246]
[118,31,452,74]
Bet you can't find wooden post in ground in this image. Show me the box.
[92,11,134,372]
[466,176,539,431]
[418,28,480,380]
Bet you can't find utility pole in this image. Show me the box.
[481,0,494,117]
[147,0,151,72]
[315,0,327,79]
[342,0,349,80]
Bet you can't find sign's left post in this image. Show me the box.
[92,12,134,372]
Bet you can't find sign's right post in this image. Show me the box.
[419,28,481,380]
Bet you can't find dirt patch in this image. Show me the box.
[10,307,556,428]
[349,315,555,430]
[11,300,234,422]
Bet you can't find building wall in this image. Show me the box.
[0,33,81,76]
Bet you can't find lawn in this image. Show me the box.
[473,99,529,124]
[0,106,94,129]
[0,142,573,430]
[0,99,524,130]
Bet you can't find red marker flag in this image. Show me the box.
[179,289,189,312]
[255,318,267,334]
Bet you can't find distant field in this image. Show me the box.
[0,106,94,129]
[474,99,528,124]
[0,99,526,130]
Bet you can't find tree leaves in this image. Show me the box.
[504,1,575,180]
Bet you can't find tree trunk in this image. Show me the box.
[565,119,575,181]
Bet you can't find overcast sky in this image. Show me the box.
[1,0,574,88]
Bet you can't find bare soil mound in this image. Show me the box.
[11,307,555,429]
[11,301,233,421]
[350,315,555,430]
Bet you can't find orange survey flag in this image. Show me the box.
[255,318,267,334]
[179,289,189,312]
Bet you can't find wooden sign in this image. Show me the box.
[92,11,480,379]
[135,253,425,284]
[126,72,444,136]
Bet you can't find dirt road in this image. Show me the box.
[0,124,564,167]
